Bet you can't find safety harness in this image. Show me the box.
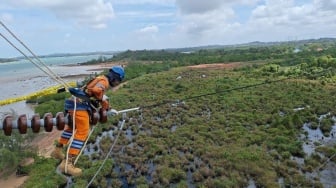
[65,76,107,125]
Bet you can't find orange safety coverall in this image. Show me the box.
[59,75,110,155]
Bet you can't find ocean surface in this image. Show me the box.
[0,54,112,77]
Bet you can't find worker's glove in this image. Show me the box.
[109,109,119,116]
[57,87,66,93]
[90,100,100,108]
[102,95,109,101]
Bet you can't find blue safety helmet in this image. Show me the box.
[109,66,125,81]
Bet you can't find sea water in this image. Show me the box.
[0,54,112,77]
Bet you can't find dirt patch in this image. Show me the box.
[187,62,242,69]
[0,129,61,187]
[31,129,62,158]
[0,173,29,188]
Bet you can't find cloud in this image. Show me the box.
[176,0,224,14]
[175,0,260,14]
[112,0,175,5]
[127,25,160,49]
[177,8,235,36]
[138,25,159,34]
[171,0,336,45]
[0,13,13,23]
[234,0,336,42]
[2,0,336,57]
[250,0,336,28]
[174,0,241,42]
[3,0,114,29]
[315,0,336,11]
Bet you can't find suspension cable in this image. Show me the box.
[142,76,292,109]
[0,32,66,86]
[0,21,70,89]
[86,119,126,188]
[83,77,290,185]
[295,152,336,187]
[3,20,335,186]
[86,72,335,186]
[142,67,334,109]
[64,96,77,174]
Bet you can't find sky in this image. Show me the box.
[1,0,336,58]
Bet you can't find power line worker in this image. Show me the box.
[51,66,125,176]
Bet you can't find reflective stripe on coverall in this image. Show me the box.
[59,75,110,155]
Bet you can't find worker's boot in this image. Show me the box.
[51,144,65,160]
[58,154,82,177]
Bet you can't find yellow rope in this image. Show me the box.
[0,81,76,106]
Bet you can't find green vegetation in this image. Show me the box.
[79,55,111,65]
[0,58,16,63]
[2,39,336,187]
[0,120,36,176]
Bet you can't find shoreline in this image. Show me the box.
[0,63,118,100]
[0,62,120,116]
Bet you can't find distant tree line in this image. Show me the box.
[110,42,336,66]
[108,41,336,81]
